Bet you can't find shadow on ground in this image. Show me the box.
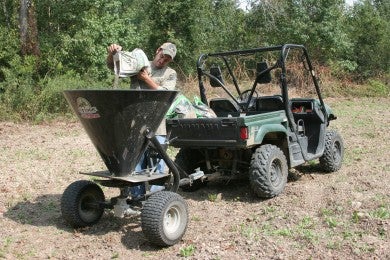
[2,193,162,250]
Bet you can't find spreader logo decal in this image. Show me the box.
[76,97,100,119]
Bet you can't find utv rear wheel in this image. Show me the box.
[61,180,105,228]
[141,191,188,246]
[319,130,344,172]
[249,144,288,198]
[175,148,207,192]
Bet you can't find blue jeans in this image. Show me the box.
[130,135,166,198]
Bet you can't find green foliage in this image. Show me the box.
[0,54,39,120]
[146,0,247,73]
[366,79,389,96]
[36,71,106,116]
[0,0,389,120]
[345,0,390,78]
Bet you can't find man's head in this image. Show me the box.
[152,42,177,68]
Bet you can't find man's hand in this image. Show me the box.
[107,44,122,54]
[137,68,159,89]
[106,44,123,70]
[137,68,150,81]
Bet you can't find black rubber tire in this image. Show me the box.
[249,144,288,198]
[61,180,105,228]
[174,148,207,192]
[141,191,188,247]
[319,130,344,172]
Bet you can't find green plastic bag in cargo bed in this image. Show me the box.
[165,94,216,119]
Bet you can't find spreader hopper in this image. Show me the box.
[64,89,178,177]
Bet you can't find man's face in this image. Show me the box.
[152,49,172,68]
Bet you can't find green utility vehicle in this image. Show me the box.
[166,44,344,198]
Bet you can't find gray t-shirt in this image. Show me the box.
[130,64,177,90]
[130,63,177,135]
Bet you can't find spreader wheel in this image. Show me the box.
[61,180,105,228]
[141,191,188,246]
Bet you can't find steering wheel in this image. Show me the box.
[239,89,259,102]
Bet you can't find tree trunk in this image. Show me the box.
[19,0,40,56]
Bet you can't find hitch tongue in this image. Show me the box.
[113,198,140,217]
[179,168,205,186]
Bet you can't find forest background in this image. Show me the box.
[0,0,389,121]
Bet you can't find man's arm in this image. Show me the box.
[106,44,122,70]
[159,68,177,90]
[137,69,160,89]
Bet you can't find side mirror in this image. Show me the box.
[256,62,272,84]
[209,65,224,87]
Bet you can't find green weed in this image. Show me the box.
[179,244,195,257]
[0,237,13,257]
[272,228,293,237]
[325,217,339,228]
[327,240,342,250]
[352,211,361,223]
[369,206,390,220]
[239,223,260,240]
[191,216,201,221]
[208,193,221,202]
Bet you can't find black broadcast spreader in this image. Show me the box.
[61,89,188,247]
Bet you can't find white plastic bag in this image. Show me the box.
[113,48,151,78]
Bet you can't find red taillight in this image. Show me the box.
[240,127,248,140]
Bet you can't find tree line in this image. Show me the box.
[0,0,389,120]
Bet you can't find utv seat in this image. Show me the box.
[209,98,240,117]
[256,96,284,112]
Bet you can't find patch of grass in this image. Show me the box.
[0,237,13,257]
[15,147,50,161]
[179,244,195,257]
[42,200,57,213]
[298,216,315,229]
[369,206,389,220]
[207,193,221,202]
[111,252,119,259]
[67,148,89,159]
[272,228,293,237]
[262,206,277,214]
[324,217,339,228]
[296,216,318,243]
[239,223,261,240]
[191,216,201,221]
[347,147,366,162]
[352,211,363,223]
[326,240,342,250]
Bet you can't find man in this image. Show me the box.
[106,42,177,90]
[107,42,178,198]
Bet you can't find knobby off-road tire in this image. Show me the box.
[319,130,344,172]
[61,180,105,228]
[141,191,188,247]
[249,144,288,198]
[175,148,207,192]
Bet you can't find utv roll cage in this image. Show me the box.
[196,44,329,132]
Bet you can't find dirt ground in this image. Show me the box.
[0,97,389,259]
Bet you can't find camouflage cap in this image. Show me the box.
[160,42,177,59]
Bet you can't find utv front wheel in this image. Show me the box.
[319,130,344,172]
[61,180,105,228]
[249,144,288,198]
[141,191,188,246]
